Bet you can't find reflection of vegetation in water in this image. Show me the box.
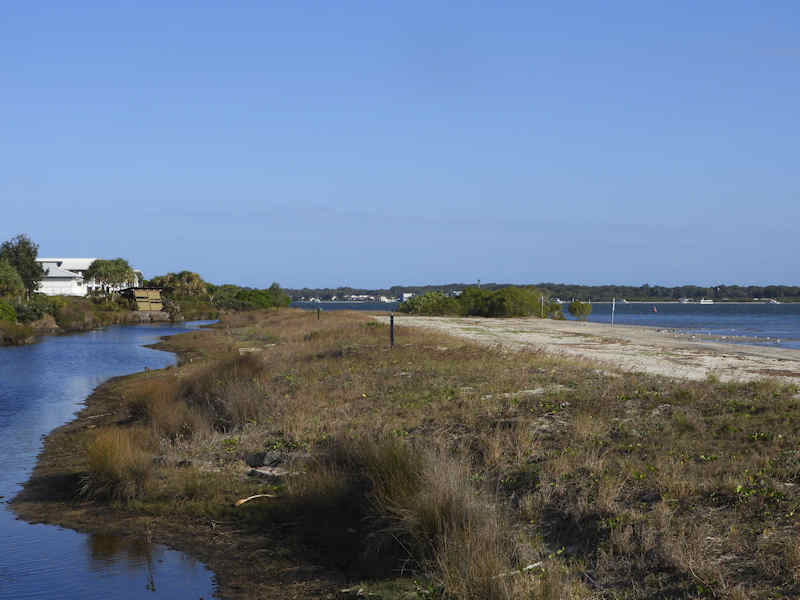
[88,532,153,569]
[88,533,159,592]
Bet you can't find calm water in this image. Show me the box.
[293,300,800,350]
[0,322,217,600]
[567,302,800,350]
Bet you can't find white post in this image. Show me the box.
[611,297,616,328]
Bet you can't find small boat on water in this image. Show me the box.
[699,298,714,304]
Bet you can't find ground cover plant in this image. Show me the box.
[58,309,800,598]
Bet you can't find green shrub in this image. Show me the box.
[546,300,565,319]
[458,287,494,316]
[399,287,551,318]
[485,286,540,317]
[568,300,592,321]
[0,258,25,298]
[14,301,44,323]
[208,282,291,311]
[51,296,91,329]
[462,286,547,317]
[397,291,460,315]
[0,299,16,322]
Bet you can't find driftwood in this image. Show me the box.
[234,493,277,507]
[492,562,544,579]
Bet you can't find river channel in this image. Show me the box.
[0,323,216,599]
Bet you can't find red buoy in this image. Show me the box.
[652,306,657,313]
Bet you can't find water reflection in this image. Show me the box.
[86,533,208,596]
[1,322,217,599]
[87,533,155,570]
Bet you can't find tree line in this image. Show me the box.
[289,281,800,302]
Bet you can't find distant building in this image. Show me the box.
[35,258,142,297]
[402,292,415,301]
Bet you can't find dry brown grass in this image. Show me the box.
[80,427,154,501]
[78,308,800,598]
[279,436,550,599]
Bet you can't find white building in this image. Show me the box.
[35,258,142,297]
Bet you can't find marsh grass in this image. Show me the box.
[275,436,535,599]
[81,308,800,598]
[80,427,153,501]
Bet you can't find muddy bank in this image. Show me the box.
[0,311,175,347]
[10,333,345,600]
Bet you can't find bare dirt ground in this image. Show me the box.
[382,316,800,385]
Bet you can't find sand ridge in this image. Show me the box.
[381,315,800,385]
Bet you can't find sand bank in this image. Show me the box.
[383,316,800,385]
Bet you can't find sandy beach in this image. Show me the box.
[383,315,800,385]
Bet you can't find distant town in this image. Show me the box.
[292,290,463,303]
[287,282,800,303]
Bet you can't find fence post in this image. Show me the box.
[390,313,394,348]
[316,307,320,320]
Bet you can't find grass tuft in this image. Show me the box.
[80,427,153,501]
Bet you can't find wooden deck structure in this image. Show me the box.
[121,288,164,311]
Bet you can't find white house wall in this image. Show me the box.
[35,258,142,297]
[38,278,86,297]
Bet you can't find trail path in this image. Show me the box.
[381,316,800,385]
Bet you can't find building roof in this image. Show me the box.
[37,258,97,271]
[41,263,82,278]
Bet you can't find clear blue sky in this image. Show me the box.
[2,1,798,289]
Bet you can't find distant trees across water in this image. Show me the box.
[288,282,800,303]
[539,283,800,302]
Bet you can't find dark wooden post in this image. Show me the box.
[316,307,320,320]
[390,313,394,348]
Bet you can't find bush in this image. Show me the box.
[546,300,565,319]
[0,299,16,322]
[80,428,153,501]
[397,292,460,315]
[399,286,548,318]
[485,286,540,317]
[14,294,60,323]
[14,301,44,323]
[208,282,291,311]
[50,296,92,329]
[568,300,592,321]
[458,287,494,316]
[0,320,33,345]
